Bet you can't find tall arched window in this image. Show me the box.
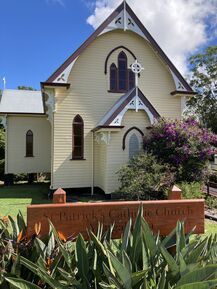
[26,130,33,157]
[72,115,84,159]
[129,133,139,159]
[110,63,117,91]
[118,51,128,91]
[109,50,135,92]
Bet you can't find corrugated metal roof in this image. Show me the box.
[0,89,44,114]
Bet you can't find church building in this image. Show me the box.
[0,1,195,194]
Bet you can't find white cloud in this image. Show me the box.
[87,0,217,75]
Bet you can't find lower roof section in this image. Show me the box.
[0,89,44,115]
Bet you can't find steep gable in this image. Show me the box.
[44,1,194,94]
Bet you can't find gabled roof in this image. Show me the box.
[46,1,193,93]
[96,87,160,128]
[0,89,44,115]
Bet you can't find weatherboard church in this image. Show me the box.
[0,1,195,194]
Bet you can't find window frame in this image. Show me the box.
[109,51,135,93]
[72,115,85,160]
[26,130,34,157]
[110,63,117,91]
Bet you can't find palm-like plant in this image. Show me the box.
[0,208,217,289]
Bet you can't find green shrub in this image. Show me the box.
[117,153,174,200]
[0,210,217,289]
[144,118,217,183]
[209,172,217,185]
[206,196,217,209]
[178,182,205,199]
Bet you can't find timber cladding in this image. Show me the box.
[27,199,204,239]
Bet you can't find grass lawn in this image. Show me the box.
[0,183,51,219]
[0,183,216,236]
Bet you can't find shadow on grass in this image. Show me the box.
[0,182,51,205]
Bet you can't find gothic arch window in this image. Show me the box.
[110,63,117,91]
[109,51,135,92]
[129,133,139,159]
[118,51,128,91]
[72,115,84,159]
[26,130,33,157]
[122,127,144,150]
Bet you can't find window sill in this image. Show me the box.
[108,90,128,93]
[70,158,86,161]
[25,155,34,158]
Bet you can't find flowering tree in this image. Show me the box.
[144,118,217,182]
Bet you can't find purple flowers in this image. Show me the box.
[144,118,217,182]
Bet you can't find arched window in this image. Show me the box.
[26,130,33,157]
[110,63,117,91]
[122,127,144,150]
[118,51,128,91]
[109,50,136,92]
[129,133,139,159]
[72,115,84,159]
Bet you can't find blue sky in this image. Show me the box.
[0,0,94,90]
[0,0,216,90]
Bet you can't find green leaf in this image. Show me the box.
[103,263,122,288]
[5,277,41,289]
[90,231,107,257]
[47,228,55,257]
[34,238,46,258]
[157,272,166,289]
[175,279,217,289]
[99,281,116,288]
[177,264,217,286]
[48,221,72,268]
[10,255,20,278]
[185,238,207,264]
[142,218,158,259]
[76,234,90,286]
[109,252,131,289]
[160,245,179,278]
[8,215,19,240]
[17,211,26,233]
[20,256,64,289]
[121,219,132,252]
[131,269,148,287]
[122,251,132,274]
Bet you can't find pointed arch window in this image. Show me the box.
[118,51,128,91]
[26,130,33,157]
[109,50,135,92]
[129,133,140,159]
[110,63,117,91]
[72,115,84,160]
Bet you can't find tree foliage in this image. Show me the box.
[17,86,36,91]
[117,153,173,200]
[144,118,217,183]
[186,46,217,133]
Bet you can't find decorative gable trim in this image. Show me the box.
[46,1,193,94]
[97,88,160,128]
[46,3,123,83]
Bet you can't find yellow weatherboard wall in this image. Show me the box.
[6,116,51,174]
[52,29,181,191]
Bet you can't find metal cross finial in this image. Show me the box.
[131,59,144,112]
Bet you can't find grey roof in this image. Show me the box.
[0,89,44,114]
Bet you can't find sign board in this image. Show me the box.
[27,199,204,239]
